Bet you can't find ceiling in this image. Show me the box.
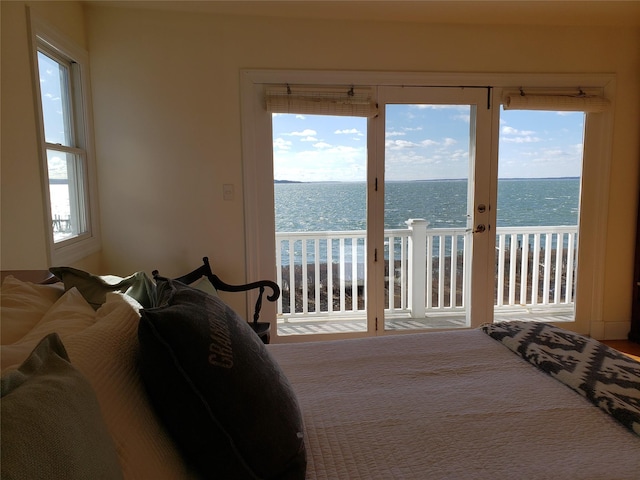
[85,1,640,27]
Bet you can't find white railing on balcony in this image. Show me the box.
[494,226,578,309]
[275,221,578,320]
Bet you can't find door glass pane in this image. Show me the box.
[384,104,473,330]
[272,113,368,336]
[494,108,584,322]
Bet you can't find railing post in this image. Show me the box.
[406,219,428,319]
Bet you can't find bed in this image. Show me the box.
[1,266,639,479]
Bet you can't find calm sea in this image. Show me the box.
[275,178,580,232]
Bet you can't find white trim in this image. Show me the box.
[240,71,277,324]
[575,79,616,336]
[27,7,101,265]
[603,321,633,341]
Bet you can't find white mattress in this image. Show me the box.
[269,330,640,479]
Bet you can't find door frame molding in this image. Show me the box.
[240,69,615,341]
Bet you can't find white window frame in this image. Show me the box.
[240,70,615,341]
[28,9,101,265]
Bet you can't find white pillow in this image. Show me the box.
[1,333,124,480]
[0,276,64,345]
[62,292,196,479]
[1,287,96,370]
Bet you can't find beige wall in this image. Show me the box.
[2,2,639,332]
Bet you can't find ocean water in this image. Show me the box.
[275,178,580,232]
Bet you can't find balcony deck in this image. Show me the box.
[277,307,574,336]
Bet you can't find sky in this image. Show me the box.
[39,51,69,147]
[272,105,585,182]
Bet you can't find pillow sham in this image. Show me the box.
[1,287,96,370]
[1,333,123,480]
[60,292,197,479]
[138,278,306,480]
[189,276,219,297]
[1,275,65,345]
[49,266,156,310]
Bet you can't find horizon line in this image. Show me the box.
[275,176,580,184]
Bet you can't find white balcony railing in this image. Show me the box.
[275,220,578,321]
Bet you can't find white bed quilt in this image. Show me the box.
[270,330,640,480]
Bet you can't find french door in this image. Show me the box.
[374,87,495,331]
[269,86,496,336]
[241,70,612,341]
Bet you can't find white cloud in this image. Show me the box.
[273,137,292,150]
[502,126,536,136]
[412,105,469,111]
[300,136,318,142]
[501,125,540,143]
[450,149,469,160]
[420,139,438,147]
[277,144,366,181]
[385,139,421,150]
[322,145,361,156]
[287,129,317,137]
[386,131,406,137]
[443,137,457,146]
[384,148,470,181]
[502,135,541,144]
[335,128,363,135]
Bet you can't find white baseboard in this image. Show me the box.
[592,320,632,340]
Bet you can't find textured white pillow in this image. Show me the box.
[1,287,96,370]
[0,276,64,345]
[1,333,124,480]
[62,292,196,479]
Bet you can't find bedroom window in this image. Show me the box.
[30,13,100,264]
[37,47,87,243]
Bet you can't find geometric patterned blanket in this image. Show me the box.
[481,321,640,436]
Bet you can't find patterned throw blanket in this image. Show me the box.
[481,321,640,436]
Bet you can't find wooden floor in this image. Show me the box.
[601,339,640,362]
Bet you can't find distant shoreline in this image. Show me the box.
[275,177,579,184]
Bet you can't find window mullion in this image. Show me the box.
[44,143,85,156]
